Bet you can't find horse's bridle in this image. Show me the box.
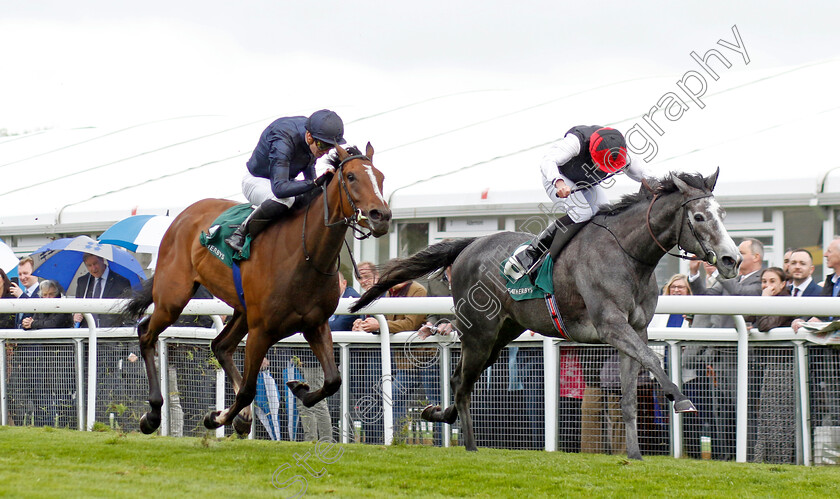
[302,153,378,276]
[645,191,717,264]
[593,188,716,266]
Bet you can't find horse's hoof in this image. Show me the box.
[286,380,311,399]
[674,399,697,413]
[233,414,252,436]
[421,404,441,421]
[139,412,161,434]
[627,451,643,461]
[204,410,223,430]
[465,445,478,452]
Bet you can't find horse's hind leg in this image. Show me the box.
[422,356,461,425]
[288,323,340,408]
[205,327,273,430]
[619,352,643,460]
[203,312,250,432]
[137,297,191,433]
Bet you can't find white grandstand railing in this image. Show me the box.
[1,295,838,464]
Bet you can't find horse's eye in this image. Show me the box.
[347,173,355,182]
[694,214,705,222]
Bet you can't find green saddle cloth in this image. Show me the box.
[199,203,255,267]
[500,245,555,301]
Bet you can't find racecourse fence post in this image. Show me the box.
[85,313,98,431]
[160,338,169,436]
[215,368,225,438]
[375,314,394,445]
[0,339,6,426]
[74,338,85,431]
[441,342,452,448]
[668,340,683,458]
[339,343,351,444]
[543,336,558,452]
[734,315,749,463]
[795,340,812,466]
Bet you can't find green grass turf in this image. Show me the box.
[1,426,838,498]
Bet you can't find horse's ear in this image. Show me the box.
[672,174,692,194]
[705,167,720,191]
[365,142,374,160]
[336,144,349,160]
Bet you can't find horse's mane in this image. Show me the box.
[596,171,708,216]
[326,146,365,169]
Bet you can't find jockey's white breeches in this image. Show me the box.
[241,172,295,207]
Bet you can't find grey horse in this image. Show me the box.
[351,169,741,459]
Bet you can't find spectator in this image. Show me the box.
[787,249,821,297]
[20,280,73,330]
[72,253,131,328]
[329,272,360,332]
[782,249,793,282]
[793,238,840,428]
[752,267,796,464]
[346,262,384,444]
[9,256,40,329]
[353,276,429,440]
[0,268,15,329]
[688,238,764,460]
[650,273,693,328]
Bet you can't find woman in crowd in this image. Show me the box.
[20,280,73,330]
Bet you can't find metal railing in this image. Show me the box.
[1,296,839,465]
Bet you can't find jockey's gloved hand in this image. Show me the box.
[314,171,334,187]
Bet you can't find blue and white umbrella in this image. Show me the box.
[30,236,146,291]
[0,238,18,275]
[98,214,174,254]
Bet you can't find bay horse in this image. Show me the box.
[123,144,391,435]
[351,169,740,459]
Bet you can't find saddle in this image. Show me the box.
[199,204,256,267]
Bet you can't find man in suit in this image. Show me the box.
[787,248,822,297]
[688,237,764,460]
[72,253,131,328]
[9,256,40,328]
[792,237,840,427]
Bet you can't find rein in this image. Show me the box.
[302,153,375,278]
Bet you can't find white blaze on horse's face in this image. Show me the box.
[364,164,386,204]
[687,196,741,279]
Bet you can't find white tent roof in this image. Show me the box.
[2,60,839,235]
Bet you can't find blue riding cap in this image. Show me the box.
[306,109,347,146]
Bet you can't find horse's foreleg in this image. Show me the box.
[619,353,642,460]
[600,321,694,412]
[289,323,340,408]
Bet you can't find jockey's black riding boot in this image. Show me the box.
[504,214,585,283]
[225,199,289,252]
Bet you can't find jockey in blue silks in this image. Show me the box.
[226,109,347,252]
[503,125,649,283]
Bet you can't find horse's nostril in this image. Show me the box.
[368,209,391,223]
[722,256,736,267]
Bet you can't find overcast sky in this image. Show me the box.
[2,0,838,133]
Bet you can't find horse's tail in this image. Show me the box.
[350,237,477,313]
[120,275,155,324]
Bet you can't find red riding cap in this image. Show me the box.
[589,127,628,173]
